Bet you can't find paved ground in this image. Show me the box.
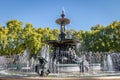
[1,76,120,80]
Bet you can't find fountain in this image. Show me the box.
[46,10,88,76]
[1,10,120,80]
[44,10,120,78]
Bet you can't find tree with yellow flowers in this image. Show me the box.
[6,20,24,57]
[0,26,8,55]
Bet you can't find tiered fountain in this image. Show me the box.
[46,10,88,75]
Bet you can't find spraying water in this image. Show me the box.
[107,54,114,71]
[40,45,50,69]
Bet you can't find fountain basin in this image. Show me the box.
[89,63,101,71]
[56,64,80,72]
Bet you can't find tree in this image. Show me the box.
[6,20,23,57]
[23,23,42,55]
[0,26,8,55]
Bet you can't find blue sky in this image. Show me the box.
[0,0,120,31]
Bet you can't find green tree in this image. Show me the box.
[23,23,42,55]
[0,26,8,55]
[6,20,23,56]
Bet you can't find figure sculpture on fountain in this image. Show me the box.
[35,57,50,76]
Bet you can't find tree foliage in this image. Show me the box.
[0,20,120,57]
[83,21,120,52]
[0,20,60,57]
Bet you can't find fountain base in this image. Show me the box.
[56,64,80,72]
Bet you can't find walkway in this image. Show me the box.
[1,76,120,80]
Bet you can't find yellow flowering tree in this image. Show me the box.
[6,20,24,56]
[0,26,8,55]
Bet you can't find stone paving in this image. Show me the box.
[1,76,120,80]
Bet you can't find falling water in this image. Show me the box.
[19,48,30,63]
[103,59,107,71]
[0,56,7,69]
[81,55,89,72]
[19,48,30,70]
[107,54,114,71]
[40,45,50,69]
